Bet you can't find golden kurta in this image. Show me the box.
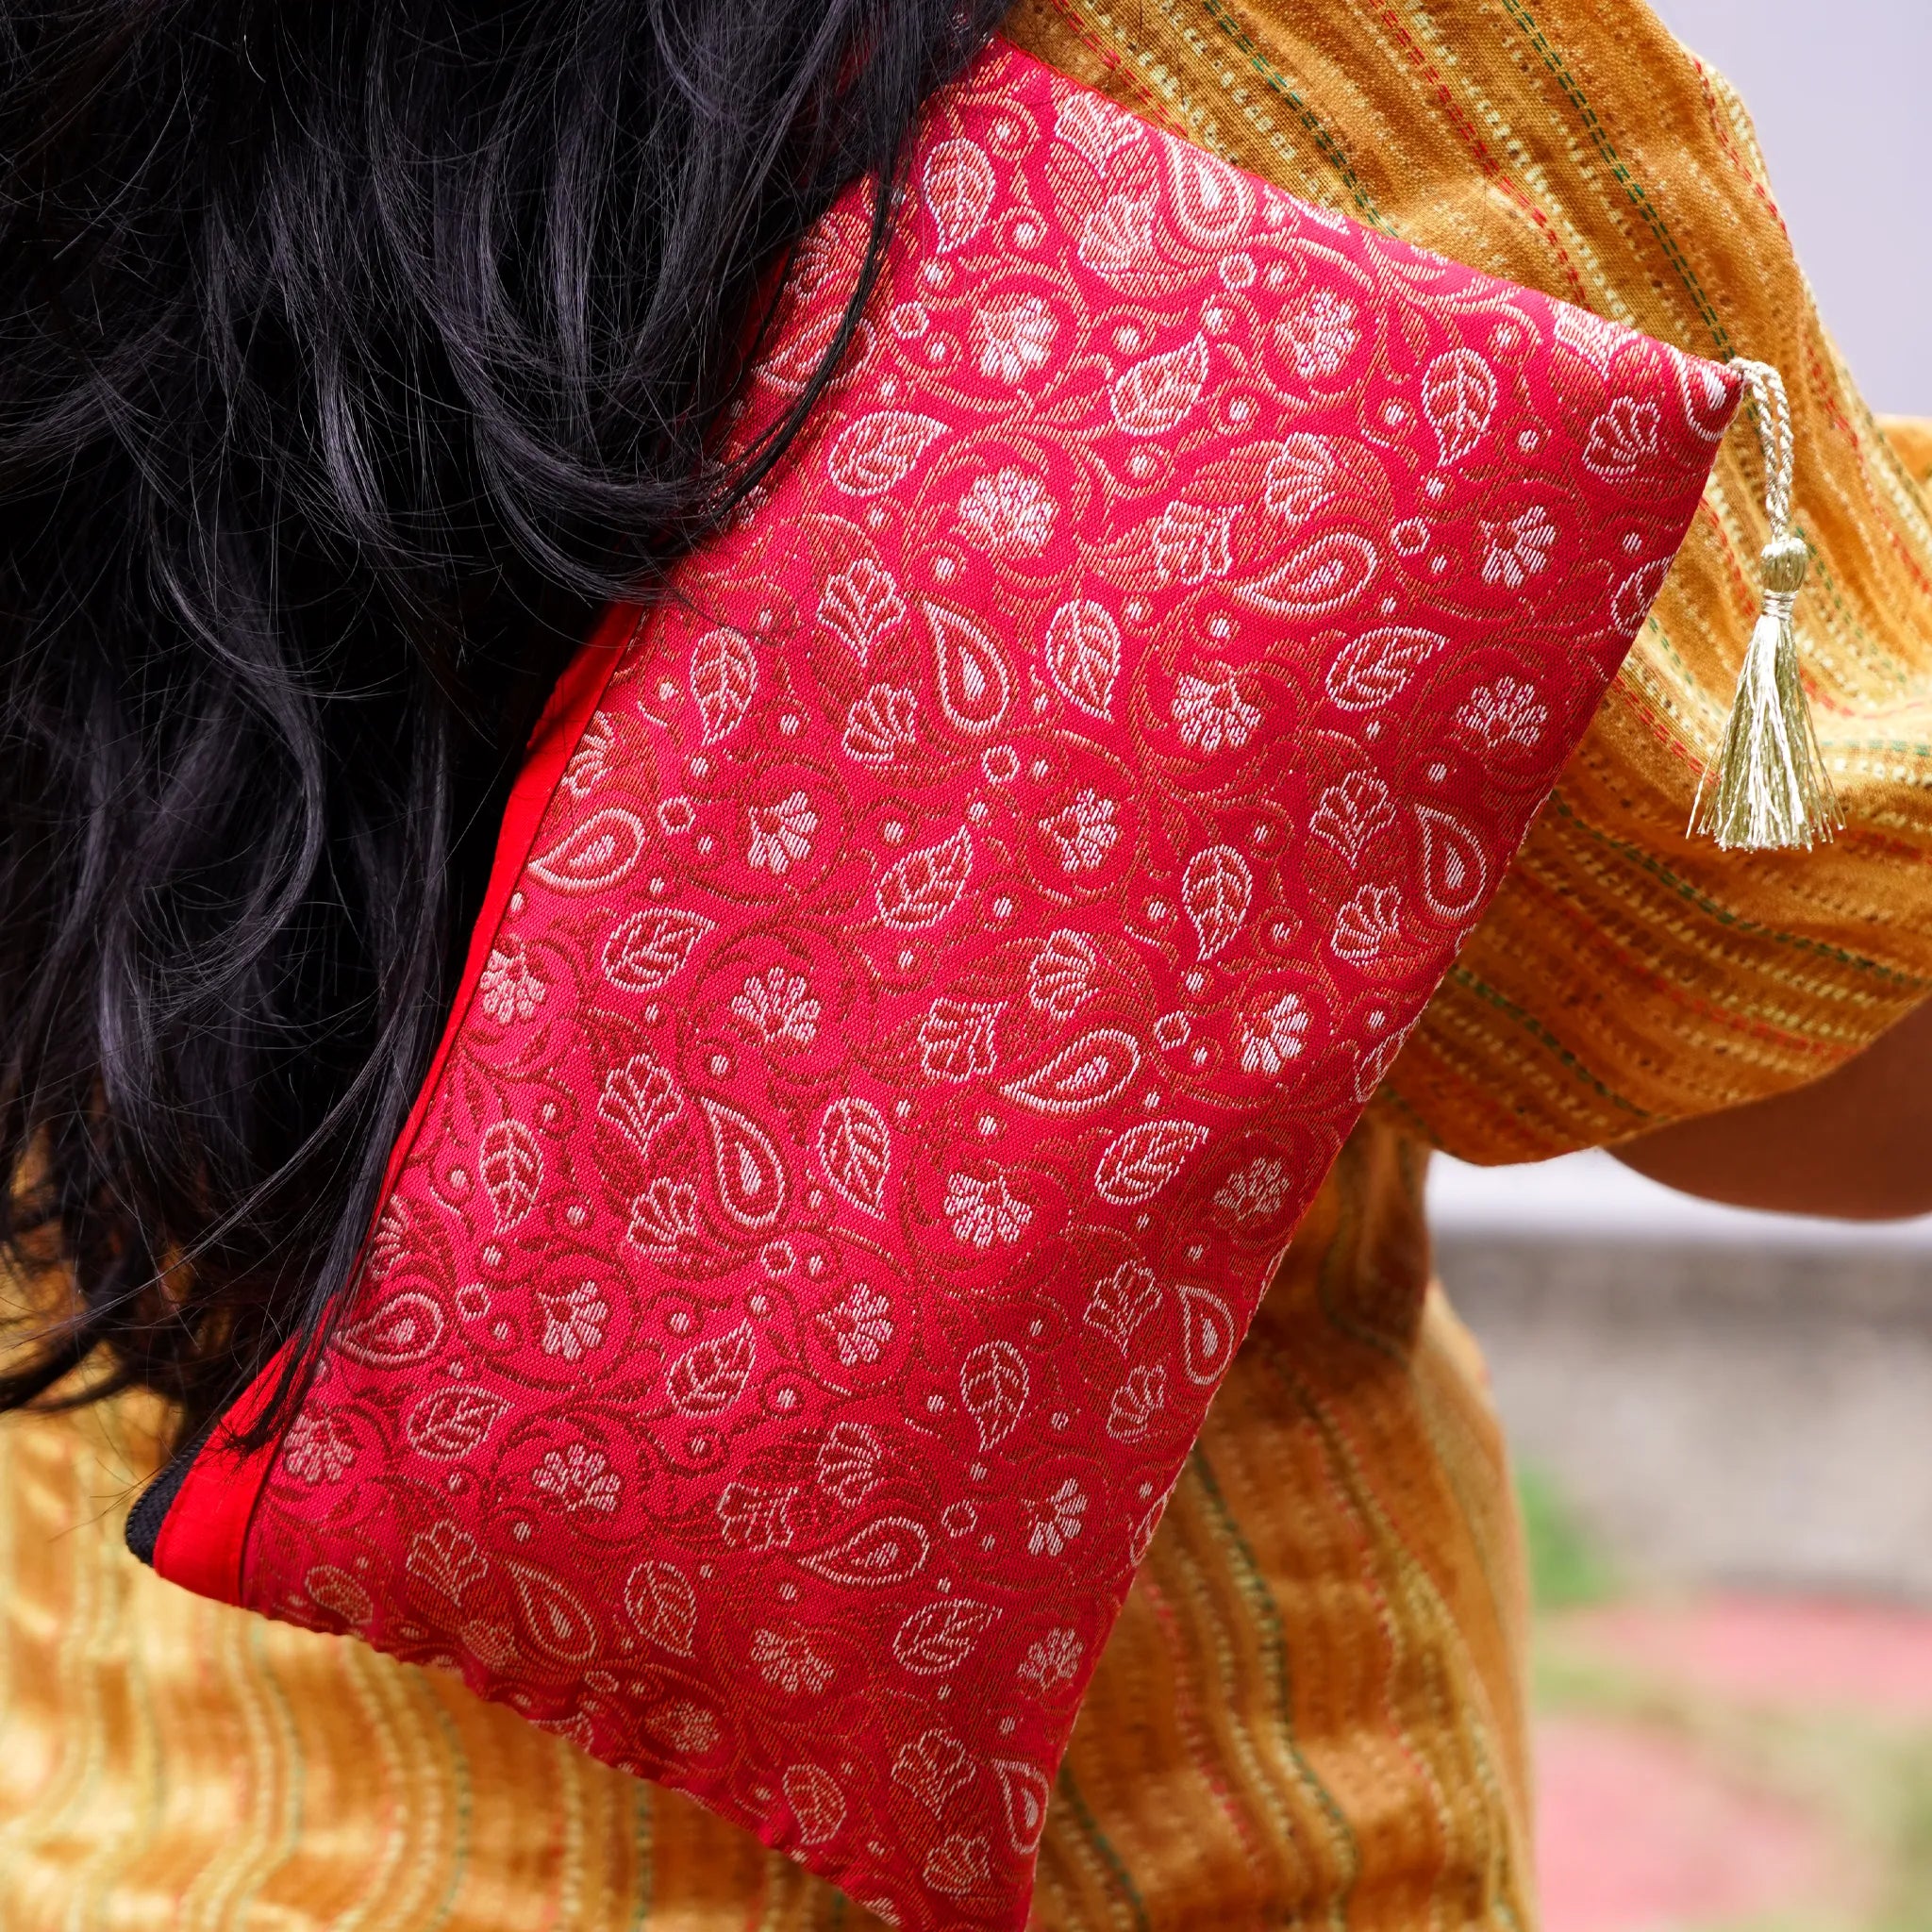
[5,2,1930,1926]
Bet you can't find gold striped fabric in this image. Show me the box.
[1007,0,1932,1162]
[6,4,1931,1927]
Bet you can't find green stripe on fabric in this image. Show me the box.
[1493,0,1733,359]
[1249,1338,1530,1932]
[623,1781,656,1932]
[1543,791,1932,989]
[1440,962,1657,1123]
[1198,0,1390,228]
[411,1694,472,1932]
[1189,1452,1359,1931]
[1053,1763,1154,1932]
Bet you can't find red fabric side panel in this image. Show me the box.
[150,1341,293,1602]
[151,605,641,1607]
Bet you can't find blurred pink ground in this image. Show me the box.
[1536,1715,1841,1932]
[1561,1595,1932,1719]
[1536,1595,1932,1930]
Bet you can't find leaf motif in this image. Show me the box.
[992,1758,1053,1854]
[875,827,973,931]
[815,1421,884,1507]
[562,709,617,797]
[601,908,715,992]
[1421,346,1496,467]
[1027,928,1097,1020]
[1082,1260,1158,1355]
[1262,434,1341,525]
[923,138,995,253]
[818,1096,891,1217]
[1000,1027,1141,1115]
[892,1598,998,1675]
[917,997,1002,1083]
[698,1095,788,1229]
[405,1384,511,1460]
[828,411,948,495]
[1309,771,1395,864]
[1043,599,1121,720]
[1094,1119,1208,1207]
[667,1319,756,1416]
[755,304,866,396]
[781,1764,847,1846]
[1176,1281,1239,1386]
[527,808,647,893]
[959,1339,1027,1450]
[305,1564,374,1629]
[691,627,757,743]
[599,1052,683,1163]
[1181,845,1252,961]
[891,1727,975,1813]
[842,683,920,765]
[1106,1362,1167,1441]
[924,1833,993,1898]
[816,558,906,669]
[406,1521,487,1605]
[1110,336,1208,436]
[798,1515,932,1587]
[478,1119,541,1229]
[625,1558,697,1657]
[1230,530,1378,618]
[335,1291,443,1367]
[926,601,1011,736]
[1325,626,1446,709]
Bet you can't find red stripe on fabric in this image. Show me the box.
[152,602,642,1607]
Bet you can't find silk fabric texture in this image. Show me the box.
[5,2,1932,1928]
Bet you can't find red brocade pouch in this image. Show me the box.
[143,40,1740,1931]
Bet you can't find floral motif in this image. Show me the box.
[531,1441,622,1514]
[1278,286,1359,378]
[1457,674,1549,749]
[1017,1626,1084,1691]
[1213,1155,1295,1224]
[1023,1478,1089,1557]
[478,939,546,1026]
[956,466,1058,556]
[1172,667,1260,754]
[816,1283,895,1366]
[972,294,1058,383]
[1479,506,1557,589]
[731,967,822,1046]
[1239,992,1310,1075]
[747,791,818,874]
[538,1279,609,1362]
[283,1410,355,1486]
[943,1171,1032,1249]
[1042,790,1119,874]
[752,1625,834,1695]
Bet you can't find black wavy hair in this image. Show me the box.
[0,0,1006,1452]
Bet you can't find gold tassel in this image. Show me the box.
[1690,358,1841,851]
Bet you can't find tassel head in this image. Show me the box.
[1689,362,1841,853]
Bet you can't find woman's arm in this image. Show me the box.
[1611,997,1932,1220]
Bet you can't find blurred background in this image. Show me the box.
[1447,14,1932,1924]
